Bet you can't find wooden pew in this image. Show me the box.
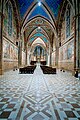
[40,65,56,74]
[30,61,37,65]
[19,65,36,74]
[40,61,46,65]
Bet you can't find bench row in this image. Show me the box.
[40,65,56,74]
[19,65,36,74]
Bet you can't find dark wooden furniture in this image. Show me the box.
[30,61,37,65]
[40,61,46,65]
[19,65,36,74]
[40,65,56,74]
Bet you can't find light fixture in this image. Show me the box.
[38,2,41,6]
[38,26,41,29]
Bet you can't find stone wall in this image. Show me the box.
[52,35,56,67]
[2,1,18,71]
[58,6,75,71]
[58,39,74,71]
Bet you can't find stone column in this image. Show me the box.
[47,55,50,66]
[0,0,4,75]
[27,51,30,65]
[24,31,27,65]
[18,40,22,67]
[50,52,52,66]
[42,49,44,61]
[55,46,59,68]
[47,44,50,66]
[74,0,80,72]
[78,0,80,68]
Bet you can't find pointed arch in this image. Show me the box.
[21,1,56,30]
[28,36,49,47]
[30,43,48,53]
[28,28,50,41]
[32,37,46,47]
[23,16,57,37]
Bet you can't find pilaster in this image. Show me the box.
[0,0,4,75]
[74,0,80,71]
[18,40,22,67]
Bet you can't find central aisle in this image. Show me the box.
[26,64,51,110]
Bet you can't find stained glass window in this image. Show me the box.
[8,2,12,36]
[66,6,70,38]
[34,46,44,56]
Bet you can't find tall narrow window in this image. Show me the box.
[8,2,12,36]
[66,6,70,38]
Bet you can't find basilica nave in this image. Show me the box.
[0,0,80,119]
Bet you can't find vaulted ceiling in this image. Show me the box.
[17,0,62,19]
[16,0,73,51]
[15,0,75,56]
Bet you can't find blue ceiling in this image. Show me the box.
[30,33,48,43]
[45,0,62,17]
[18,0,33,17]
[27,4,51,21]
[18,0,62,19]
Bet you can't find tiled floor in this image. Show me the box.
[0,65,80,120]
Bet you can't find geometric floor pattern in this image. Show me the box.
[0,64,80,120]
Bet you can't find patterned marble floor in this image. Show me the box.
[0,65,80,120]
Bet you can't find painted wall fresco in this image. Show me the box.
[67,40,74,60]
[59,40,74,61]
[63,46,67,60]
[3,40,10,59]
[10,44,14,59]
[10,45,18,60]
[3,39,18,60]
